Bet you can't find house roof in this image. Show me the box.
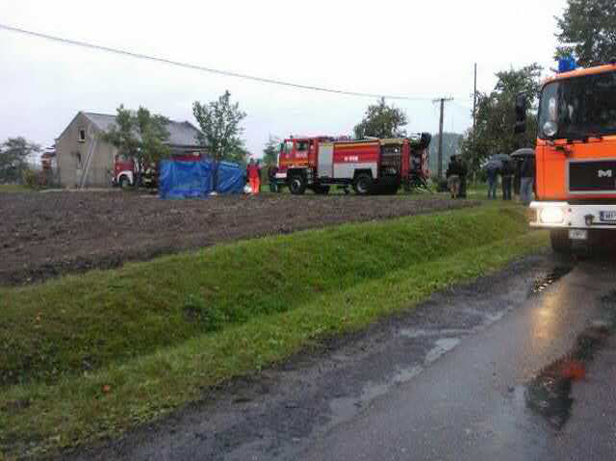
[82,112,204,147]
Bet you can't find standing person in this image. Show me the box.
[246,159,261,195]
[501,159,514,201]
[486,165,498,199]
[519,154,536,206]
[268,164,279,193]
[446,156,461,199]
[513,158,522,197]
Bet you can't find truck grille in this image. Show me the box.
[569,160,616,193]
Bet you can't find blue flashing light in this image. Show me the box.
[558,56,577,73]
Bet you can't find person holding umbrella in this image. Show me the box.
[484,154,513,200]
[519,153,536,206]
[511,148,536,206]
[501,159,514,201]
[484,159,500,199]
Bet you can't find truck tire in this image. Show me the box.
[550,230,572,255]
[288,174,307,195]
[313,185,330,195]
[353,173,373,195]
[118,175,130,189]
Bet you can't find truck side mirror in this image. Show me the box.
[514,93,528,134]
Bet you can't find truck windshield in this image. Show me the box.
[284,141,293,154]
[538,70,616,139]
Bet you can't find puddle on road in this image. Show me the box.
[530,266,574,295]
[398,328,467,339]
[425,338,461,364]
[525,323,611,430]
[328,365,423,427]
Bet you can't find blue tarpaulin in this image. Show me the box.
[215,161,246,194]
[159,160,213,199]
[159,160,246,199]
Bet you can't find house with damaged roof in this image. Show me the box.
[55,111,207,188]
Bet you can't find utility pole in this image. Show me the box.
[473,63,477,130]
[433,97,454,179]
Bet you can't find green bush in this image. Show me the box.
[22,168,42,189]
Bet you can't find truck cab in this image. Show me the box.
[521,60,616,252]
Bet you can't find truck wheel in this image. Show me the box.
[288,175,307,195]
[314,186,330,195]
[118,176,130,189]
[353,174,373,195]
[550,230,572,255]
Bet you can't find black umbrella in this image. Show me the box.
[511,148,535,159]
[483,159,503,171]
[492,153,513,162]
[483,153,512,171]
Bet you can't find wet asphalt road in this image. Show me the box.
[68,254,616,461]
[299,260,616,461]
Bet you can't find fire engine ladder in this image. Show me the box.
[79,125,98,189]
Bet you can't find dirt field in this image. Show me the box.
[0,191,479,285]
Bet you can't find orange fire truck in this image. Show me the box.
[516,58,616,253]
[275,134,432,195]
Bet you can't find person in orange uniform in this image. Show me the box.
[247,158,261,195]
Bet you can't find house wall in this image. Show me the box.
[56,112,117,188]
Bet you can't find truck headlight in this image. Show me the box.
[540,206,565,224]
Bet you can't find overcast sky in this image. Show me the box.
[1,0,567,158]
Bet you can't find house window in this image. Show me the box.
[78,128,86,143]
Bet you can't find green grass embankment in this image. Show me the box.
[0,205,548,458]
[0,184,32,193]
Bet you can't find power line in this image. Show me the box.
[0,23,436,102]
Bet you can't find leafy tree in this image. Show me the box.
[101,105,170,187]
[192,91,247,163]
[461,64,542,174]
[354,98,408,139]
[0,137,40,183]
[262,135,281,165]
[135,108,171,164]
[556,0,616,67]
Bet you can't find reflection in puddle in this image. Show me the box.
[531,266,574,295]
[525,324,610,429]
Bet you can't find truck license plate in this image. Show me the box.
[600,211,616,222]
[569,229,588,240]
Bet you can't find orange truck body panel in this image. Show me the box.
[544,64,616,84]
[536,136,616,201]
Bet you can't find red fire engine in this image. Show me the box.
[275,134,432,195]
